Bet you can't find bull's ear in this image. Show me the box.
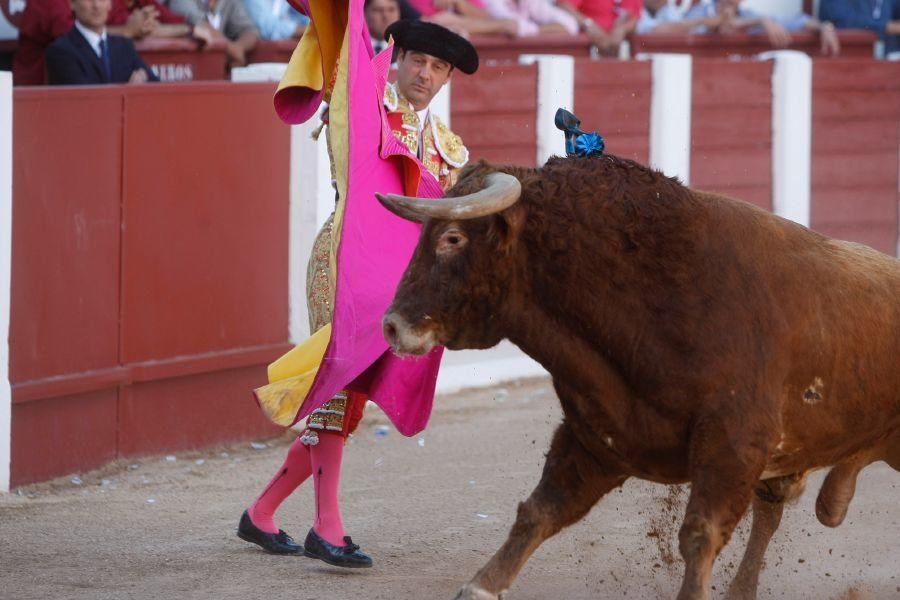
[489,204,526,255]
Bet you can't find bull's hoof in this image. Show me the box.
[454,583,505,600]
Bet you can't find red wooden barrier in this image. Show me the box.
[574,58,651,164]
[451,63,538,167]
[691,59,773,211]
[810,59,900,255]
[10,82,289,485]
[10,88,124,483]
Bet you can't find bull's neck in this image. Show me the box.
[503,296,634,398]
[504,284,656,393]
[504,206,705,396]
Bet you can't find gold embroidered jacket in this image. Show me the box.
[384,83,468,190]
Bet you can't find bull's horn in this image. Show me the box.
[375,172,522,223]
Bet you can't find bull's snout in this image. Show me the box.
[382,312,402,349]
[382,311,437,356]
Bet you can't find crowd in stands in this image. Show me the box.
[638,0,842,55]
[9,0,900,86]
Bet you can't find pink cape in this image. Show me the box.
[265,0,444,436]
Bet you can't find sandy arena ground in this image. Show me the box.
[1,378,898,600]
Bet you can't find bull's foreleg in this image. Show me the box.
[677,420,770,600]
[454,423,626,600]
[726,473,807,600]
[886,433,900,472]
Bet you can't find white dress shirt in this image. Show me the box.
[371,36,387,54]
[415,107,430,159]
[74,20,108,58]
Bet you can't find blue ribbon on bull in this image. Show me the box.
[554,108,605,158]
[575,132,605,157]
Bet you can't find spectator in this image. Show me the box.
[479,0,578,36]
[244,0,309,40]
[366,0,401,52]
[46,0,159,84]
[406,0,519,36]
[109,0,189,28]
[169,0,260,65]
[557,0,642,54]
[819,0,900,57]
[682,0,841,56]
[12,0,212,86]
[14,0,84,85]
[637,0,724,34]
[108,0,217,43]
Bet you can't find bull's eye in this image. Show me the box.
[437,227,468,255]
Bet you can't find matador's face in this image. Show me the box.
[395,49,453,112]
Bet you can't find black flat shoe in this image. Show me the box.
[303,528,373,568]
[237,510,303,555]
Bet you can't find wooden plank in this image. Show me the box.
[812,89,900,119]
[11,390,118,486]
[691,149,771,188]
[692,106,772,149]
[118,365,280,457]
[692,61,772,107]
[812,153,898,188]
[120,84,290,363]
[10,89,123,384]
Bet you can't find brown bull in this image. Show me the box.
[377,156,900,600]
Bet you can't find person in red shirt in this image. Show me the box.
[13,0,213,85]
[557,0,641,54]
[13,0,90,85]
[109,0,186,25]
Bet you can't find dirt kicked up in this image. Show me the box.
[1,378,897,600]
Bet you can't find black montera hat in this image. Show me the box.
[385,20,479,75]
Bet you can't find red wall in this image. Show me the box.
[453,60,651,168]
[691,60,773,211]
[10,83,289,485]
[574,59,651,164]
[810,59,900,255]
[451,63,538,167]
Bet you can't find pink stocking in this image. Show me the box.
[248,437,312,534]
[310,430,347,546]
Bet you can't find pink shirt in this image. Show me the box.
[482,0,579,36]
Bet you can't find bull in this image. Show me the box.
[376,156,900,600]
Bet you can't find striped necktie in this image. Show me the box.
[99,38,112,81]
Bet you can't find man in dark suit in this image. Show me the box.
[46,0,159,85]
